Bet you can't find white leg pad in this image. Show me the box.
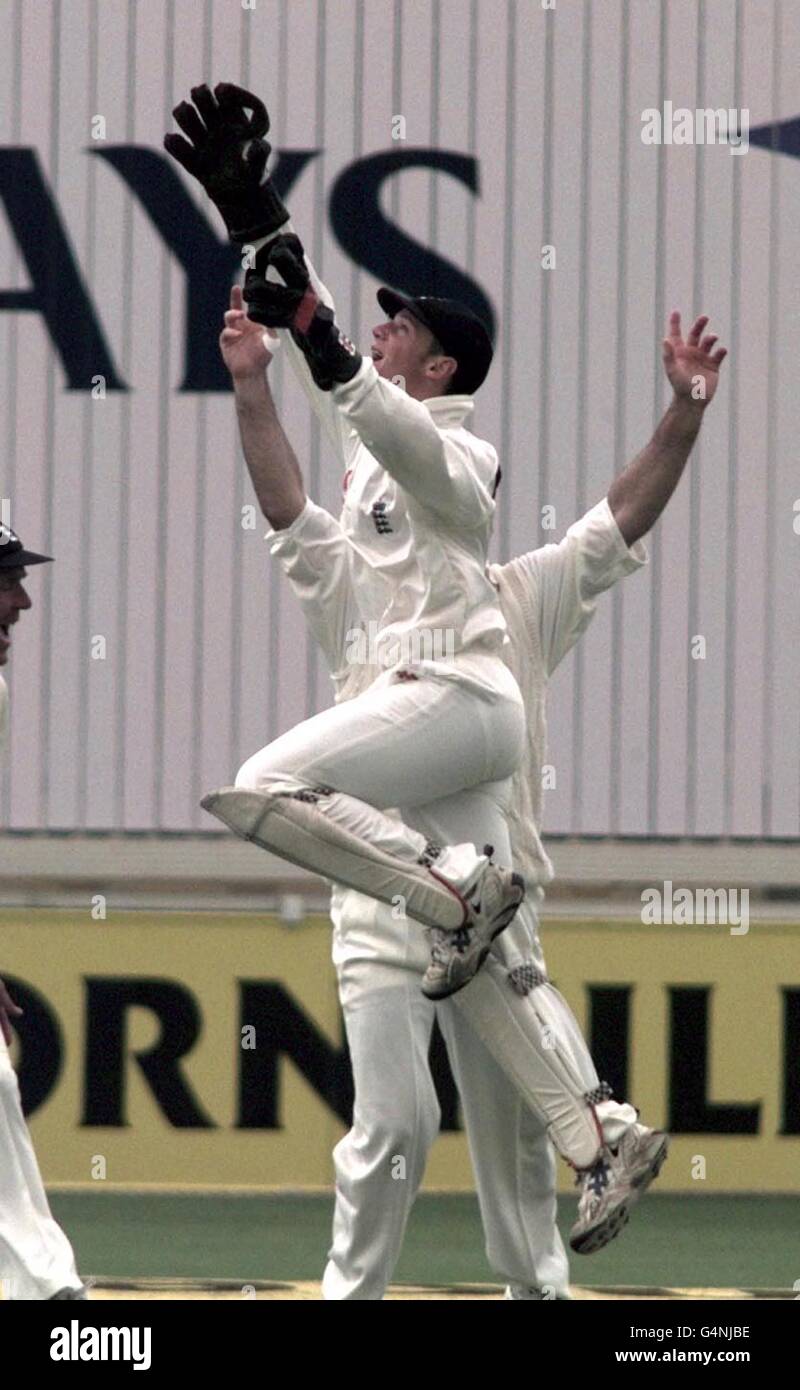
[452,961,608,1169]
[201,787,466,929]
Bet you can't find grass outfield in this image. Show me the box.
[48,1191,797,1293]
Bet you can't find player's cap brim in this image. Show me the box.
[376,287,435,334]
[0,546,52,569]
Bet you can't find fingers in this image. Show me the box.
[163,132,198,172]
[190,83,220,130]
[214,82,269,137]
[243,141,269,183]
[667,312,727,363]
[686,314,709,346]
[662,338,676,363]
[270,243,307,290]
[220,328,244,350]
[225,285,251,330]
[170,99,207,145]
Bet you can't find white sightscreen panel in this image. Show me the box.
[0,0,797,840]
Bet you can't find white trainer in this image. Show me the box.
[421,860,525,1000]
[570,1123,669,1255]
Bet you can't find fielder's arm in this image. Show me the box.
[220,286,358,680]
[220,285,306,530]
[503,314,727,674]
[607,312,727,545]
[502,499,648,678]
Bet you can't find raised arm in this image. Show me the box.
[164,83,491,520]
[164,85,354,468]
[499,311,727,675]
[608,312,727,545]
[220,286,357,679]
[221,285,306,530]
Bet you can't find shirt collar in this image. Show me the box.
[422,393,474,429]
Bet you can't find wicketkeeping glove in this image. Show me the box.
[164,82,289,244]
[244,234,362,391]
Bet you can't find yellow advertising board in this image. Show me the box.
[2,909,798,1192]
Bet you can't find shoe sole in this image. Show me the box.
[570,1133,670,1255]
[421,874,525,1000]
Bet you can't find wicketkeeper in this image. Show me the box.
[166,83,529,999]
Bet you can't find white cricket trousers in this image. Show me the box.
[322,959,570,1301]
[321,782,637,1299]
[235,661,526,904]
[0,1036,81,1299]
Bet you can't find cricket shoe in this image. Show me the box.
[570,1123,669,1255]
[421,853,525,1000]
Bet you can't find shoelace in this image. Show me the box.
[576,1157,612,1197]
[430,924,473,963]
[587,1161,611,1196]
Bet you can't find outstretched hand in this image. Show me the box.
[662,312,727,406]
[164,83,271,197]
[164,82,290,243]
[220,284,278,380]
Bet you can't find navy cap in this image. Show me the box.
[0,522,52,570]
[376,288,494,395]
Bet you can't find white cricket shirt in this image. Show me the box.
[265,229,510,691]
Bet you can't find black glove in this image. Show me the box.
[242,234,316,328]
[164,82,289,244]
[244,235,362,391]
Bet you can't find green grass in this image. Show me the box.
[48,1192,797,1291]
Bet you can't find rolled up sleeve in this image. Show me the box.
[501,496,648,675]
